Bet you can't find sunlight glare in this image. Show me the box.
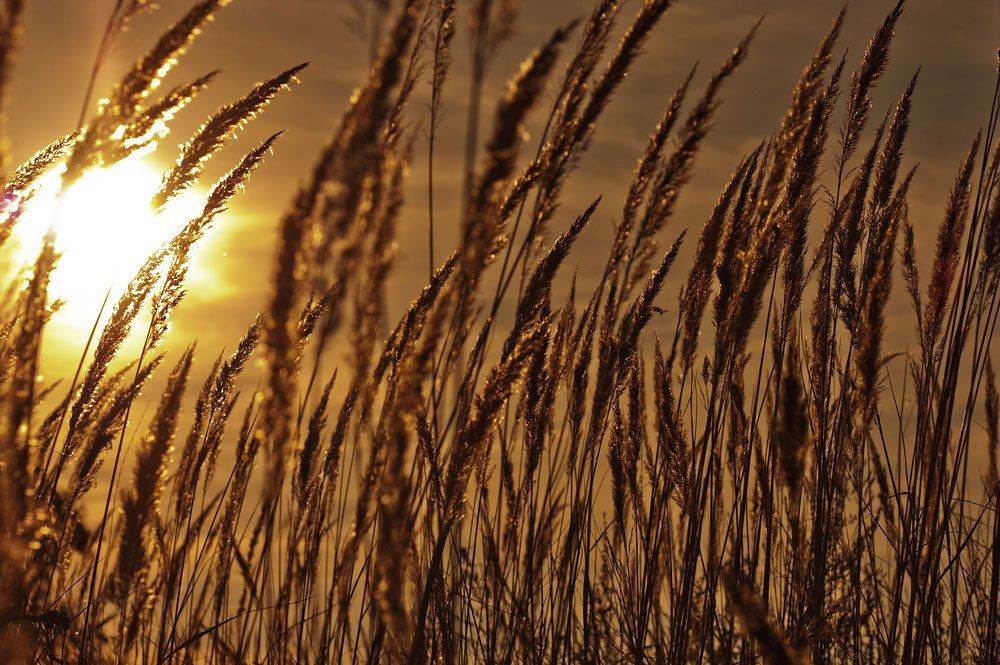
[11,153,205,331]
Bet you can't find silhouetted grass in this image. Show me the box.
[0,0,998,662]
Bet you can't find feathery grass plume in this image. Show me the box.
[855,186,907,419]
[502,199,597,361]
[838,0,905,171]
[0,132,77,209]
[426,0,455,275]
[563,0,675,157]
[720,215,783,365]
[567,282,602,470]
[0,199,21,255]
[714,149,776,350]
[871,71,918,213]
[775,7,844,167]
[115,70,220,160]
[463,0,521,190]
[160,345,241,657]
[609,398,629,540]
[350,133,411,378]
[626,24,756,291]
[625,355,645,506]
[297,281,336,345]
[774,327,809,496]
[65,0,230,180]
[677,153,755,370]
[0,0,24,177]
[213,318,261,408]
[67,359,138,430]
[319,380,358,522]
[64,249,166,448]
[461,21,575,281]
[619,233,685,372]
[987,358,999,492]
[258,199,311,513]
[508,329,553,546]
[654,341,689,509]
[415,383,443,473]
[71,0,160,141]
[31,390,69,477]
[551,0,620,140]
[922,135,979,360]
[149,132,281,350]
[979,174,1000,291]
[714,144,764,328]
[901,217,923,335]
[1,235,56,536]
[67,355,165,506]
[508,0,666,241]
[374,253,458,385]
[153,64,304,210]
[860,106,914,298]
[789,60,840,203]
[442,22,574,381]
[287,5,428,466]
[257,65,407,603]
[294,374,334,505]
[724,571,803,665]
[519,0,678,269]
[612,67,694,273]
[778,68,839,335]
[109,348,192,650]
[373,352,430,650]
[197,317,260,487]
[521,303,564,493]
[444,322,547,521]
[212,395,259,615]
[306,0,424,287]
[429,0,456,114]
[180,361,221,493]
[68,133,268,644]
[171,355,220,518]
[167,323,256,590]
[832,113,888,329]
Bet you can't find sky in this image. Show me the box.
[4,0,999,374]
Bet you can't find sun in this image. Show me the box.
[10,153,205,331]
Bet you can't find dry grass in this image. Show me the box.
[0,0,998,662]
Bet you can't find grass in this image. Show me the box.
[0,0,999,662]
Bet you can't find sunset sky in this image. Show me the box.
[6,0,999,364]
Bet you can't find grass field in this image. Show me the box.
[0,0,999,662]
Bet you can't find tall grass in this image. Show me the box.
[0,0,998,662]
